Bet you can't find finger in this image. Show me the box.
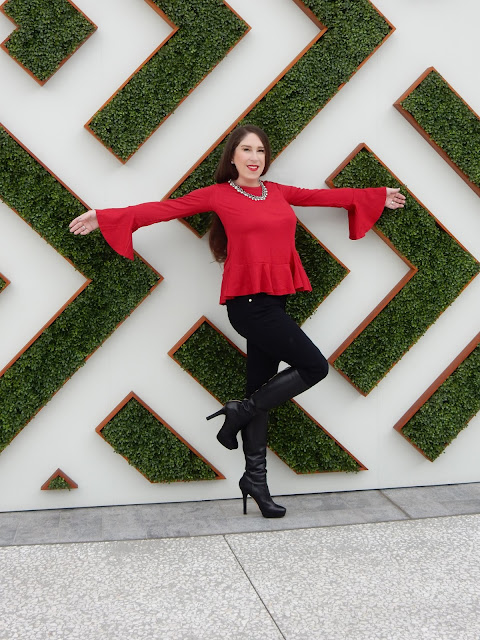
[387,201,403,210]
[71,221,89,234]
[69,216,84,229]
[70,221,84,234]
[70,216,88,229]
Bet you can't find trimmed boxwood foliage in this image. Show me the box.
[0,126,160,452]
[172,321,361,473]
[286,225,348,325]
[47,476,71,490]
[331,148,480,394]
[402,344,480,460]
[87,0,248,161]
[401,69,480,189]
[101,398,217,482]
[174,0,391,236]
[2,0,96,83]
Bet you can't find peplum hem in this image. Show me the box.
[220,257,312,304]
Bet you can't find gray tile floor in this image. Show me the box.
[2,482,480,547]
[1,483,480,639]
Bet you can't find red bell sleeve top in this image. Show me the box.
[96,182,386,304]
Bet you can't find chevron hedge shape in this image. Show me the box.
[0,125,161,452]
[0,0,96,84]
[287,223,348,326]
[86,1,249,162]
[328,145,480,395]
[394,333,480,461]
[169,318,365,474]
[97,392,222,483]
[168,0,393,237]
[395,68,480,198]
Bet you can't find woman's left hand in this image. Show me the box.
[385,187,406,210]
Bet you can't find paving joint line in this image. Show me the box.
[223,533,287,640]
[379,490,413,519]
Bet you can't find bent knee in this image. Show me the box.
[301,356,329,386]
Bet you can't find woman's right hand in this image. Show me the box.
[69,209,98,235]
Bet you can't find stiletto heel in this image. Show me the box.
[242,491,248,515]
[206,400,256,450]
[206,408,226,421]
[239,474,285,518]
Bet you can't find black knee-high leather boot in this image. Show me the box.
[239,411,286,518]
[206,367,310,450]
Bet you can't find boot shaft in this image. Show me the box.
[251,367,309,412]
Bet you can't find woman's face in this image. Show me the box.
[231,133,266,186]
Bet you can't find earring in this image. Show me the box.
[231,161,235,164]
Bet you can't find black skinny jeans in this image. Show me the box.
[226,293,329,396]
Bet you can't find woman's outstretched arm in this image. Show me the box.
[276,183,405,239]
[68,185,216,258]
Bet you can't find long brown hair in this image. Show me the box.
[209,125,272,263]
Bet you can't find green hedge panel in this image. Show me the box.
[0,126,160,452]
[2,0,95,82]
[285,224,348,325]
[101,398,217,482]
[88,0,248,161]
[47,476,72,490]
[402,344,480,460]
[172,321,361,474]
[401,70,480,189]
[0,277,6,293]
[331,148,480,394]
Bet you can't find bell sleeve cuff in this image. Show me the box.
[96,208,135,260]
[347,187,386,240]
[95,186,216,260]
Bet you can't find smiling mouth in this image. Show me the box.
[247,165,259,171]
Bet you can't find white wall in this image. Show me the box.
[0,0,479,511]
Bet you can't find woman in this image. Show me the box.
[70,124,405,518]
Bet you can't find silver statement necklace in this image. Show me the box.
[228,179,268,201]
